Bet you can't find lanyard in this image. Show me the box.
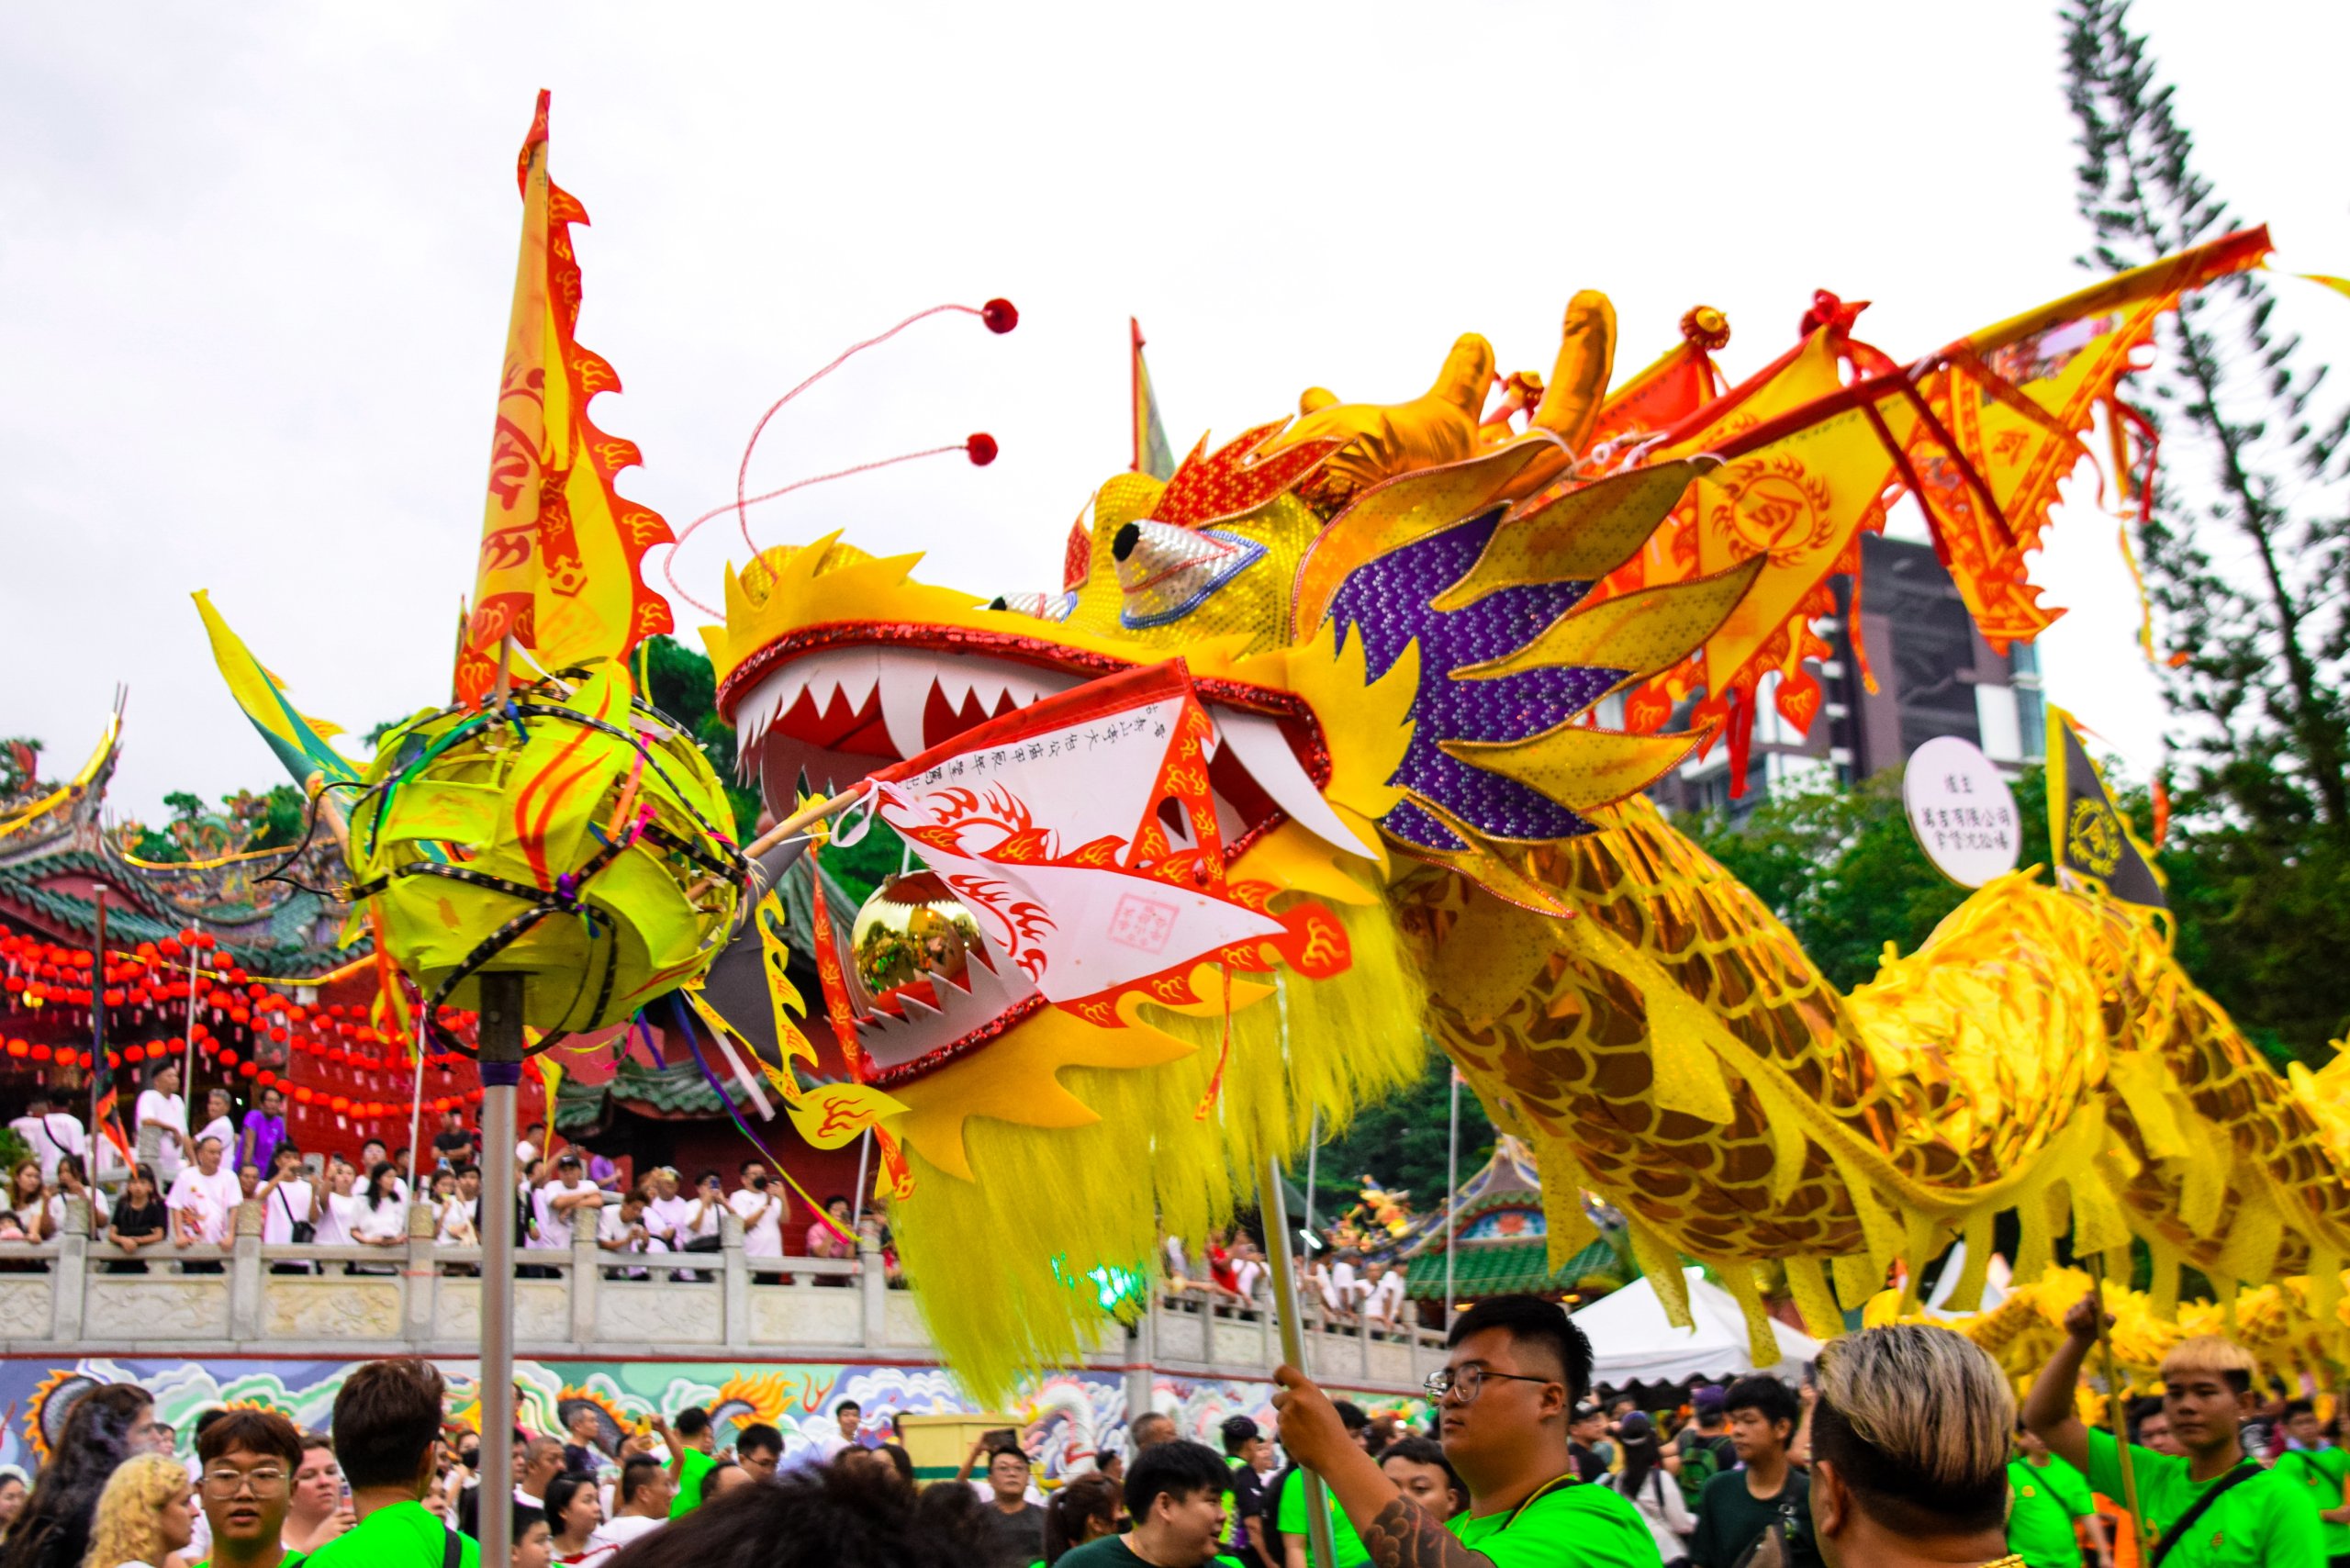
[1500,1472,1580,1532]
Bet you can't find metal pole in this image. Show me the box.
[1264,973,1337,1568]
[850,1131,873,1229]
[1443,1067,1460,1323]
[180,921,200,1103]
[476,972,526,1568]
[1262,1154,1339,1568]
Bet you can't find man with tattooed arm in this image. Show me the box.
[1272,1295,1659,1567]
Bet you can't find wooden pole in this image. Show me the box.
[1262,1153,1340,1568]
[2086,1252,2146,1551]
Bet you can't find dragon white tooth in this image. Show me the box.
[1214,706,1380,858]
[875,653,934,758]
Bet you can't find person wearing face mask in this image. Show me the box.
[80,1454,196,1568]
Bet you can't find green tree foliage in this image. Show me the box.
[2062,1,2350,1060]
[1305,1049,1493,1219]
[640,634,767,845]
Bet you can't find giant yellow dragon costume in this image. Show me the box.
[699,222,2350,1400]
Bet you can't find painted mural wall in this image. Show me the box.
[1,1356,1427,1482]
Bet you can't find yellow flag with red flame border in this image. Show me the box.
[455,92,674,706]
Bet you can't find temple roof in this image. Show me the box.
[1400,1137,1632,1301]
[0,714,356,972]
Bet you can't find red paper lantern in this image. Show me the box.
[29,1045,50,1062]
[293,1086,314,1105]
[4,1039,24,1058]
[239,1061,258,1079]
[329,1095,351,1114]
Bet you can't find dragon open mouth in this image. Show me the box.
[727,634,1367,1081]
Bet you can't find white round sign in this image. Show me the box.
[1901,735,2022,888]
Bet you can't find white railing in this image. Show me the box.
[0,1199,1447,1394]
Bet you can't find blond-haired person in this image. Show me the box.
[1806,1325,2012,1568]
[2024,1295,2322,1565]
[80,1453,196,1568]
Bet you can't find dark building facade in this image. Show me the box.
[1651,533,2045,817]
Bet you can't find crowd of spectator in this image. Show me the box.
[1160,1234,1412,1334]
[4,1082,895,1283]
[0,1281,2331,1566]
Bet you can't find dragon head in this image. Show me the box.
[702,299,1760,1394]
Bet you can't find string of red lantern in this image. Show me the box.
[0,926,543,1132]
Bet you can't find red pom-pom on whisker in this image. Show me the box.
[661,299,1014,616]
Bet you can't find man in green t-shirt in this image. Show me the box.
[304,1358,479,1568]
[2023,1290,2323,1566]
[2272,1398,2350,1567]
[1274,1403,1371,1568]
[1058,1440,1233,1567]
[191,1406,307,1568]
[1687,1375,1820,1568]
[2006,1423,2101,1568]
[1271,1294,1658,1567]
[654,1408,716,1518]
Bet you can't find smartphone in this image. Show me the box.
[982,1428,1017,1451]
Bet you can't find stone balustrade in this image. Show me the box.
[0,1197,1447,1396]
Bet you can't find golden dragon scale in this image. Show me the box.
[704,228,2350,1399]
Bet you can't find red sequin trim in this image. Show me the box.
[862,992,1048,1089]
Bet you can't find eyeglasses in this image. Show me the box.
[1422,1366,1556,1405]
[200,1467,290,1495]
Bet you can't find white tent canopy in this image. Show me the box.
[1570,1268,1822,1387]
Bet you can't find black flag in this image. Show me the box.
[2046,707,2165,909]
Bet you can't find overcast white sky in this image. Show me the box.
[5,2,2345,822]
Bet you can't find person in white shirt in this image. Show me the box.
[1360,1258,1407,1328]
[351,1162,409,1247]
[45,1153,110,1237]
[252,1146,313,1276]
[532,1153,605,1248]
[356,1138,410,1205]
[165,1135,244,1248]
[726,1161,785,1261]
[641,1167,691,1253]
[436,1165,483,1245]
[518,1121,545,1169]
[194,1087,235,1158]
[135,1062,190,1184]
[311,1158,362,1247]
[586,1455,673,1552]
[10,1092,86,1184]
[1318,1252,1363,1316]
[598,1192,653,1280]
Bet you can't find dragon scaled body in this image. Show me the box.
[705,230,2350,1396]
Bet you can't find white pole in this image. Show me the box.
[1443,1067,1460,1323]
[1264,974,1337,1568]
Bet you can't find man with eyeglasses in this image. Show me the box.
[191,1406,307,1568]
[1272,1294,1658,1567]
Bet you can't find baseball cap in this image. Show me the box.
[1691,1383,1726,1416]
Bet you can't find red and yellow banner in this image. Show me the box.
[455,91,675,706]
